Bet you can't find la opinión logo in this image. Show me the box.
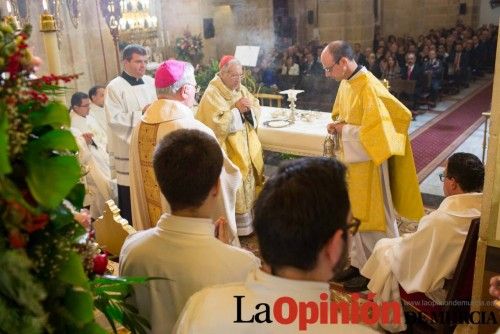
[233,293,401,331]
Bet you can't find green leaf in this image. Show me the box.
[65,183,85,210]
[0,108,12,175]
[25,129,80,209]
[63,288,94,326]
[57,251,89,289]
[80,322,108,334]
[28,101,70,129]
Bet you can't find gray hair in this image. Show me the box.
[220,58,242,73]
[156,62,196,96]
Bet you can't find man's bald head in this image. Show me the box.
[325,41,355,63]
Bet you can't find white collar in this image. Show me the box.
[156,213,215,236]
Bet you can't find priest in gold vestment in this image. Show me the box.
[321,41,424,291]
[196,56,264,236]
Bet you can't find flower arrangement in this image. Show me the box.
[0,21,149,333]
[175,30,204,64]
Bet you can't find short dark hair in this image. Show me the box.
[153,129,223,212]
[122,44,147,61]
[327,40,355,62]
[253,157,350,272]
[88,85,105,101]
[70,92,89,108]
[446,152,484,192]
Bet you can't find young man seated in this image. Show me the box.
[174,157,376,333]
[362,153,484,323]
[119,129,260,334]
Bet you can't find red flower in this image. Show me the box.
[9,230,26,249]
[93,253,108,275]
[25,213,49,233]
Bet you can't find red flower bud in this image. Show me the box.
[93,253,108,275]
[9,230,26,249]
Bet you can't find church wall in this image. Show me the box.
[479,0,500,26]
[293,0,374,48]
[159,0,274,64]
[381,0,481,38]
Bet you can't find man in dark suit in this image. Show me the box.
[449,43,470,88]
[401,52,423,109]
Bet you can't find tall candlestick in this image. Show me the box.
[40,11,62,76]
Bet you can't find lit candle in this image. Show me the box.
[42,0,48,11]
[6,0,12,14]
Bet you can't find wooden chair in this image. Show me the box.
[255,93,284,107]
[400,218,480,333]
[389,79,416,98]
[94,199,137,256]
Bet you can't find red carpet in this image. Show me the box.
[411,83,492,181]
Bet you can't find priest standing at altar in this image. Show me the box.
[320,40,424,291]
[196,56,264,236]
[105,44,156,225]
[129,59,242,245]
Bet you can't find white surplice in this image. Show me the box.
[104,75,156,186]
[341,123,399,269]
[89,103,108,144]
[119,214,260,334]
[361,192,482,332]
[70,127,116,219]
[174,268,377,334]
[129,99,242,245]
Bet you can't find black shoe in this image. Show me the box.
[343,275,369,292]
[332,266,360,283]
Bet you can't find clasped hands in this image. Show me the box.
[234,97,252,113]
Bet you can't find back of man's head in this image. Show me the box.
[153,129,223,212]
[447,152,484,193]
[253,157,350,272]
[155,59,195,97]
[327,40,355,62]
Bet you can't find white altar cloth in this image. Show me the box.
[257,107,331,156]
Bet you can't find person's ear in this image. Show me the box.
[180,84,189,99]
[210,178,221,197]
[324,229,344,267]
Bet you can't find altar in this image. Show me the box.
[257,107,331,156]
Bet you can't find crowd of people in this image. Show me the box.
[66,33,494,332]
[253,22,498,109]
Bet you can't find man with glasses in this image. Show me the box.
[69,92,115,219]
[362,152,483,328]
[174,157,376,333]
[320,41,424,292]
[129,59,242,246]
[105,44,157,225]
[196,55,264,236]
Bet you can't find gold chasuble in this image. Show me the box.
[196,75,264,216]
[332,71,424,232]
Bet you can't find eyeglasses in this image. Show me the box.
[346,217,361,235]
[323,58,341,72]
[439,172,447,182]
[77,104,90,108]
